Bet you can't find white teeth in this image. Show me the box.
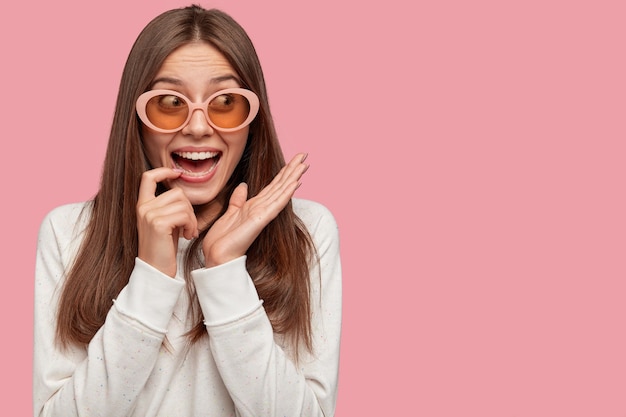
[174,151,218,160]
[174,162,218,177]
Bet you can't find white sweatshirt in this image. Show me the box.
[33,198,342,417]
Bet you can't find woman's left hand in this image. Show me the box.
[202,153,309,267]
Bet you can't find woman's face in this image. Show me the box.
[140,42,249,212]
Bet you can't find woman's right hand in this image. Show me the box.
[136,168,199,277]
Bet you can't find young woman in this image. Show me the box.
[33,5,342,417]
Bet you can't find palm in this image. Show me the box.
[203,153,308,267]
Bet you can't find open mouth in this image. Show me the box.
[172,151,221,177]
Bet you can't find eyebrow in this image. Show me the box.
[150,75,242,88]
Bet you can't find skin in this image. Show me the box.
[136,42,308,276]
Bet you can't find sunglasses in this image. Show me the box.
[136,88,260,133]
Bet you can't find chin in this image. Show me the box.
[190,184,227,206]
[186,192,218,207]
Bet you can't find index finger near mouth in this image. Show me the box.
[138,168,182,203]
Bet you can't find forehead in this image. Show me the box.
[155,42,236,81]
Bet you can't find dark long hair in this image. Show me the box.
[56,5,315,356]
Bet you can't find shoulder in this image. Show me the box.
[292,198,340,248]
[292,198,338,229]
[38,201,93,245]
[36,201,93,283]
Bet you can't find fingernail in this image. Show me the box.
[173,168,184,174]
[301,153,309,162]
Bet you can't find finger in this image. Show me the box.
[180,211,199,239]
[181,225,199,240]
[140,187,191,211]
[280,153,309,184]
[138,185,198,239]
[266,157,309,200]
[257,154,309,199]
[228,183,249,209]
[273,153,308,183]
[137,187,196,229]
[251,172,303,222]
[138,167,183,204]
[141,201,197,235]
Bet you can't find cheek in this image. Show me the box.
[225,136,249,173]
[141,130,171,167]
[226,129,250,157]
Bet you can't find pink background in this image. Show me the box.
[2,0,626,415]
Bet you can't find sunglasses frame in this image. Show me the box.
[136,87,260,133]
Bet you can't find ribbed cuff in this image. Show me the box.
[191,256,261,326]
[113,257,185,333]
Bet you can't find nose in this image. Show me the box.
[181,108,215,138]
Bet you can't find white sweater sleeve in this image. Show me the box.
[32,205,185,417]
[191,201,342,417]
